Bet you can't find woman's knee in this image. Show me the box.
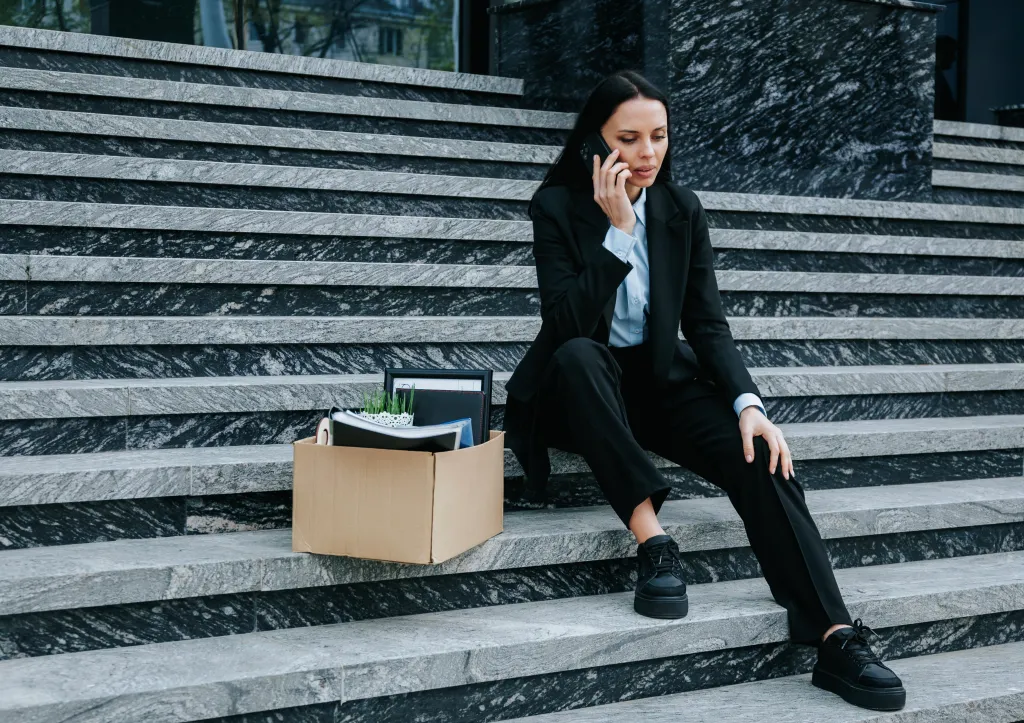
[553,337,611,373]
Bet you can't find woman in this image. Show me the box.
[503,70,907,712]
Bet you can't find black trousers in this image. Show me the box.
[535,336,853,644]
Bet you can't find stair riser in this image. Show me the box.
[2,449,1020,548]
[0,229,534,266]
[934,158,1024,177]
[20,611,1019,723]
[0,90,568,145]
[709,211,1024,241]
[0,177,531,220]
[4,282,1023,319]
[5,390,1024,456]
[717,249,1024,277]
[0,130,550,180]
[2,523,1020,659]
[931,187,1024,209]
[0,47,524,107]
[6,339,1024,382]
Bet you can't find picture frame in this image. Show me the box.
[383,367,493,438]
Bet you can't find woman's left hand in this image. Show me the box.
[739,407,794,480]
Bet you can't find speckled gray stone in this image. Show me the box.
[499,643,1024,723]
[0,552,1022,721]
[7,363,1024,422]
[933,170,1024,195]
[5,315,1024,348]
[935,119,1024,145]
[9,253,1024,297]
[4,414,1024,505]
[933,142,1024,167]
[712,228,1024,259]
[0,25,525,96]
[0,200,530,239]
[0,150,540,200]
[0,67,574,129]
[1,477,1021,615]
[0,107,561,164]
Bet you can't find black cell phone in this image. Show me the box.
[579,131,613,170]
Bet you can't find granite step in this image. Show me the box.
[0,149,535,219]
[0,479,1021,658]
[0,25,528,106]
[1,412,1023,508]
[6,314,1024,383]
[4,252,1024,319]
[4,362,1024,456]
[1,551,1022,722]
[0,67,573,145]
[4,209,1024,278]
[933,119,1024,152]
[0,106,558,180]
[3,197,1023,261]
[501,642,1024,723]
[5,362,1024,421]
[932,169,1024,209]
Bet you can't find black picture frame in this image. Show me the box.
[383,367,493,438]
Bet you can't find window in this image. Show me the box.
[378,27,403,55]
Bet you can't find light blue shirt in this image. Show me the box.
[601,187,766,420]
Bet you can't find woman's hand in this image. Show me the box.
[739,406,794,480]
[592,148,636,236]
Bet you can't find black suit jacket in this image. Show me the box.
[504,180,762,500]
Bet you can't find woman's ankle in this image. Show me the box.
[629,497,665,543]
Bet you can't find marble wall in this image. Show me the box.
[491,0,941,200]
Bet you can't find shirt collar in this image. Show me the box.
[631,186,647,227]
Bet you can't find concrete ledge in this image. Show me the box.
[0,552,1021,721]
[933,169,1024,194]
[0,107,561,164]
[4,363,1024,421]
[0,25,525,96]
[3,314,1024,347]
[934,119,1024,145]
[933,141,1024,167]
[502,643,1024,723]
[0,67,575,129]
[3,414,1024,505]
[1,478,1021,615]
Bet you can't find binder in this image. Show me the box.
[396,389,486,447]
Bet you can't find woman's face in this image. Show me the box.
[599,97,668,189]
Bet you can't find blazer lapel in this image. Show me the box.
[570,189,620,330]
[645,183,691,381]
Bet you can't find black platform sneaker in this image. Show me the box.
[633,533,689,619]
[812,619,906,711]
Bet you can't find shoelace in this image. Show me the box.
[839,618,882,666]
[645,540,681,576]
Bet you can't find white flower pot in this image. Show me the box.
[352,411,415,428]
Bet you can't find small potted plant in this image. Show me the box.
[352,386,416,427]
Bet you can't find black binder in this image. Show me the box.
[396,389,487,447]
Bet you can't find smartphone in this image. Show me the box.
[579,130,613,170]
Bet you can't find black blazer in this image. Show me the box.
[503,180,762,500]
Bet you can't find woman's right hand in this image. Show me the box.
[592,148,635,236]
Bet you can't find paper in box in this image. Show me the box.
[291,430,505,564]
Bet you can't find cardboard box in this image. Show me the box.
[292,430,505,564]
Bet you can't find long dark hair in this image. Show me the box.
[529,69,673,218]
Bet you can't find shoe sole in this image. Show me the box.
[634,590,689,619]
[811,666,907,711]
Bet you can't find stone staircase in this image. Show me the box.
[1,24,1024,722]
